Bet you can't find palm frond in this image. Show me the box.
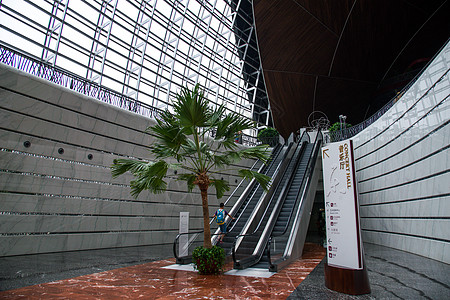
[112,159,170,198]
[173,84,211,129]
[213,113,236,141]
[184,138,199,155]
[148,112,188,158]
[143,160,169,178]
[210,153,234,169]
[207,104,226,127]
[210,178,230,199]
[150,144,184,162]
[111,159,151,178]
[238,169,271,191]
[130,176,167,197]
[177,173,197,193]
[207,144,269,170]
[237,144,271,164]
[213,113,256,150]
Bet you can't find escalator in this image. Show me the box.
[232,139,306,268]
[232,131,323,271]
[173,141,289,263]
[173,131,322,272]
[215,141,293,255]
[254,143,315,269]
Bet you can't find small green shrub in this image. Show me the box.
[257,127,279,146]
[328,121,352,132]
[192,246,225,275]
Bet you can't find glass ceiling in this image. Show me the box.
[0,0,272,135]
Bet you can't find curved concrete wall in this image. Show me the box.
[352,41,449,263]
[0,65,255,256]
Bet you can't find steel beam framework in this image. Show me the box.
[0,0,272,134]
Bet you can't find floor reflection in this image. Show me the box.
[0,243,326,299]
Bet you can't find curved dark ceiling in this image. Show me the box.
[253,0,449,137]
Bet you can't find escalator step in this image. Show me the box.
[259,257,269,262]
[252,262,269,269]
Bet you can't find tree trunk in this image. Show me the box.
[200,186,212,248]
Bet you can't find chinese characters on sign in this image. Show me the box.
[322,139,362,270]
[339,143,352,189]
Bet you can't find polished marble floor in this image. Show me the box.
[1,242,449,299]
[0,243,325,299]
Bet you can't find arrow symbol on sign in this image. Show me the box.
[323,149,329,158]
[326,202,330,207]
[328,238,332,244]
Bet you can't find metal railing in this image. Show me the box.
[0,44,163,120]
[325,39,449,143]
[173,231,223,264]
[0,43,269,147]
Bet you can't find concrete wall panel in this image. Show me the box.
[0,215,203,234]
[0,65,256,256]
[0,231,177,256]
[0,193,204,217]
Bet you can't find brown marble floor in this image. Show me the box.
[0,243,326,299]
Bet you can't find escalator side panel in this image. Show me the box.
[270,142,322,272]
[219,143,290,253]
[233,142,305,268]
[249,133,322,271]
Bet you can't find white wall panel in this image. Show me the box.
[351,41,450,263]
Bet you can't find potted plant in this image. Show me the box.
[327,121,352,141]
[192,245,226,275]
[328,121,352,132]
[257,127,279,147]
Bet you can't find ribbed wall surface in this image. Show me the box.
[0,64,252,256]
[352,41,449,263]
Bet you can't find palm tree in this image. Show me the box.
[111,84,271,248]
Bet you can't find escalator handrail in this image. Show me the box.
[226,142,287,235]
[231,140,303,266]
[233,141,299,238]
[267,131,323,268]
[230,130,309,266]
[269,134,314,239]
[173,231,225,262]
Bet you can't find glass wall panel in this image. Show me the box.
[0,0,272,134]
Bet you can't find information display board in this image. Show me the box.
[322,139,362,270]
[179,212,189,257]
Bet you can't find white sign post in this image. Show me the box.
[322,139,363,270]
[179,212,189,257]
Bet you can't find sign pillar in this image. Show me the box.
[179,212,189,257]
[322,139,370,295]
